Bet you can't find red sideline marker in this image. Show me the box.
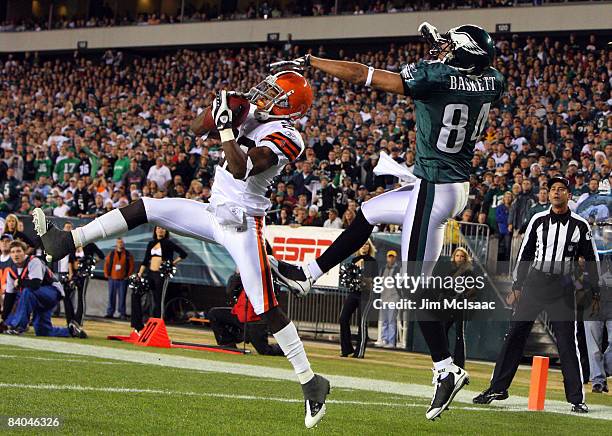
[107,318,244,354]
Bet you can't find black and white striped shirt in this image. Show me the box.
[512,208,600,292]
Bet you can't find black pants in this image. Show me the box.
[64,277,87,325]
[131,271,165,330]
[208,307,283,356]
[148,271,165,318]
[443,310,466,368]
[490,273,584,404]
[339,291,374,358]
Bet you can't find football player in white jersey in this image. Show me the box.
[31,70,331,429]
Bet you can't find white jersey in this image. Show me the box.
[209,105,304,224]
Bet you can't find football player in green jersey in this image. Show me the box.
[269,22,506,420]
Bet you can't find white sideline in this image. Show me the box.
[1,336,610,421]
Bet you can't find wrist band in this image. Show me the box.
[219,129,235,143]
[365,66,375,87]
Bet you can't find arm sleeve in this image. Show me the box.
[104,254,111,278]
[83,146,100,177]
[92,244,105,259]
[5,272,15,294]
[141,242,152,269]
[260,128,304,165]
[170,240,188,259]
[577,222,601,294]
[22,258,44,290]
[520,208,532,234]
[399,61,433,100]
[512,216,539,288]
[53,161,62,181]
[494,71,506,103]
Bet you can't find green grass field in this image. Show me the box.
[0,318,610,435]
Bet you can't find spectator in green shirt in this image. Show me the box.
[34,150,53,180]
[53,149,80,182]
[112,148,130,184]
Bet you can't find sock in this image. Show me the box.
[273,322,314,384]
[306,260,324,281]
[72,209,128,247]
[433,357,454,380]
[315,209,374,274]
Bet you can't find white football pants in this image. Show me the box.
[361,179,469,277]
[142,197,276,315]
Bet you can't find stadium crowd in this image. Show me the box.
[0,33,610,255]
[1,0,575,33]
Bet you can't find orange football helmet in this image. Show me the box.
[247,71,313,121]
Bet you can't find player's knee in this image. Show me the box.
[261,306,290,334]
[119,198,148,229]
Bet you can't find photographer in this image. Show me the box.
[208,271,283,356]
[1,240,86,338]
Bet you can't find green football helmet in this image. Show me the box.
[419,22,495,75]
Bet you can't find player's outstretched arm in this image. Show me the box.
[310,56,405,94]
[270,55,405,95]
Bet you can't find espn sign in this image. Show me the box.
[272,237,332,262]
[265,225,343,288]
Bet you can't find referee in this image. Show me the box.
[474,176,601,413]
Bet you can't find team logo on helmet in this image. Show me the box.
[449,29,487,56]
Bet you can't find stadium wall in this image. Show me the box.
[1,3,610,52]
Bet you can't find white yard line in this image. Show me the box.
[0,382,590,417]
[0,354,130,365]
[1,336,610,421]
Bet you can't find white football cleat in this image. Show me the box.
[302,374,330,428]
[268,256,313,297]
[426,364,469,420]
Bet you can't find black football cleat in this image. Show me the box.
[268,256,313,297]
[571,403,589,414]
[68,321,88,339]
[472,387,509,404]
[32,208,76,261]
[426,364,469,420]
[301,374,330,428]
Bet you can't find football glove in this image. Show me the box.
[269,54,311,73]
[212,90,233,131]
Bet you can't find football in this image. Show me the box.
[200,94,250,135]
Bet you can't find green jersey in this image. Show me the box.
[112,157,130,182]
[400,60,505,183]
[54,157,80,181]
[34,158,53,179]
